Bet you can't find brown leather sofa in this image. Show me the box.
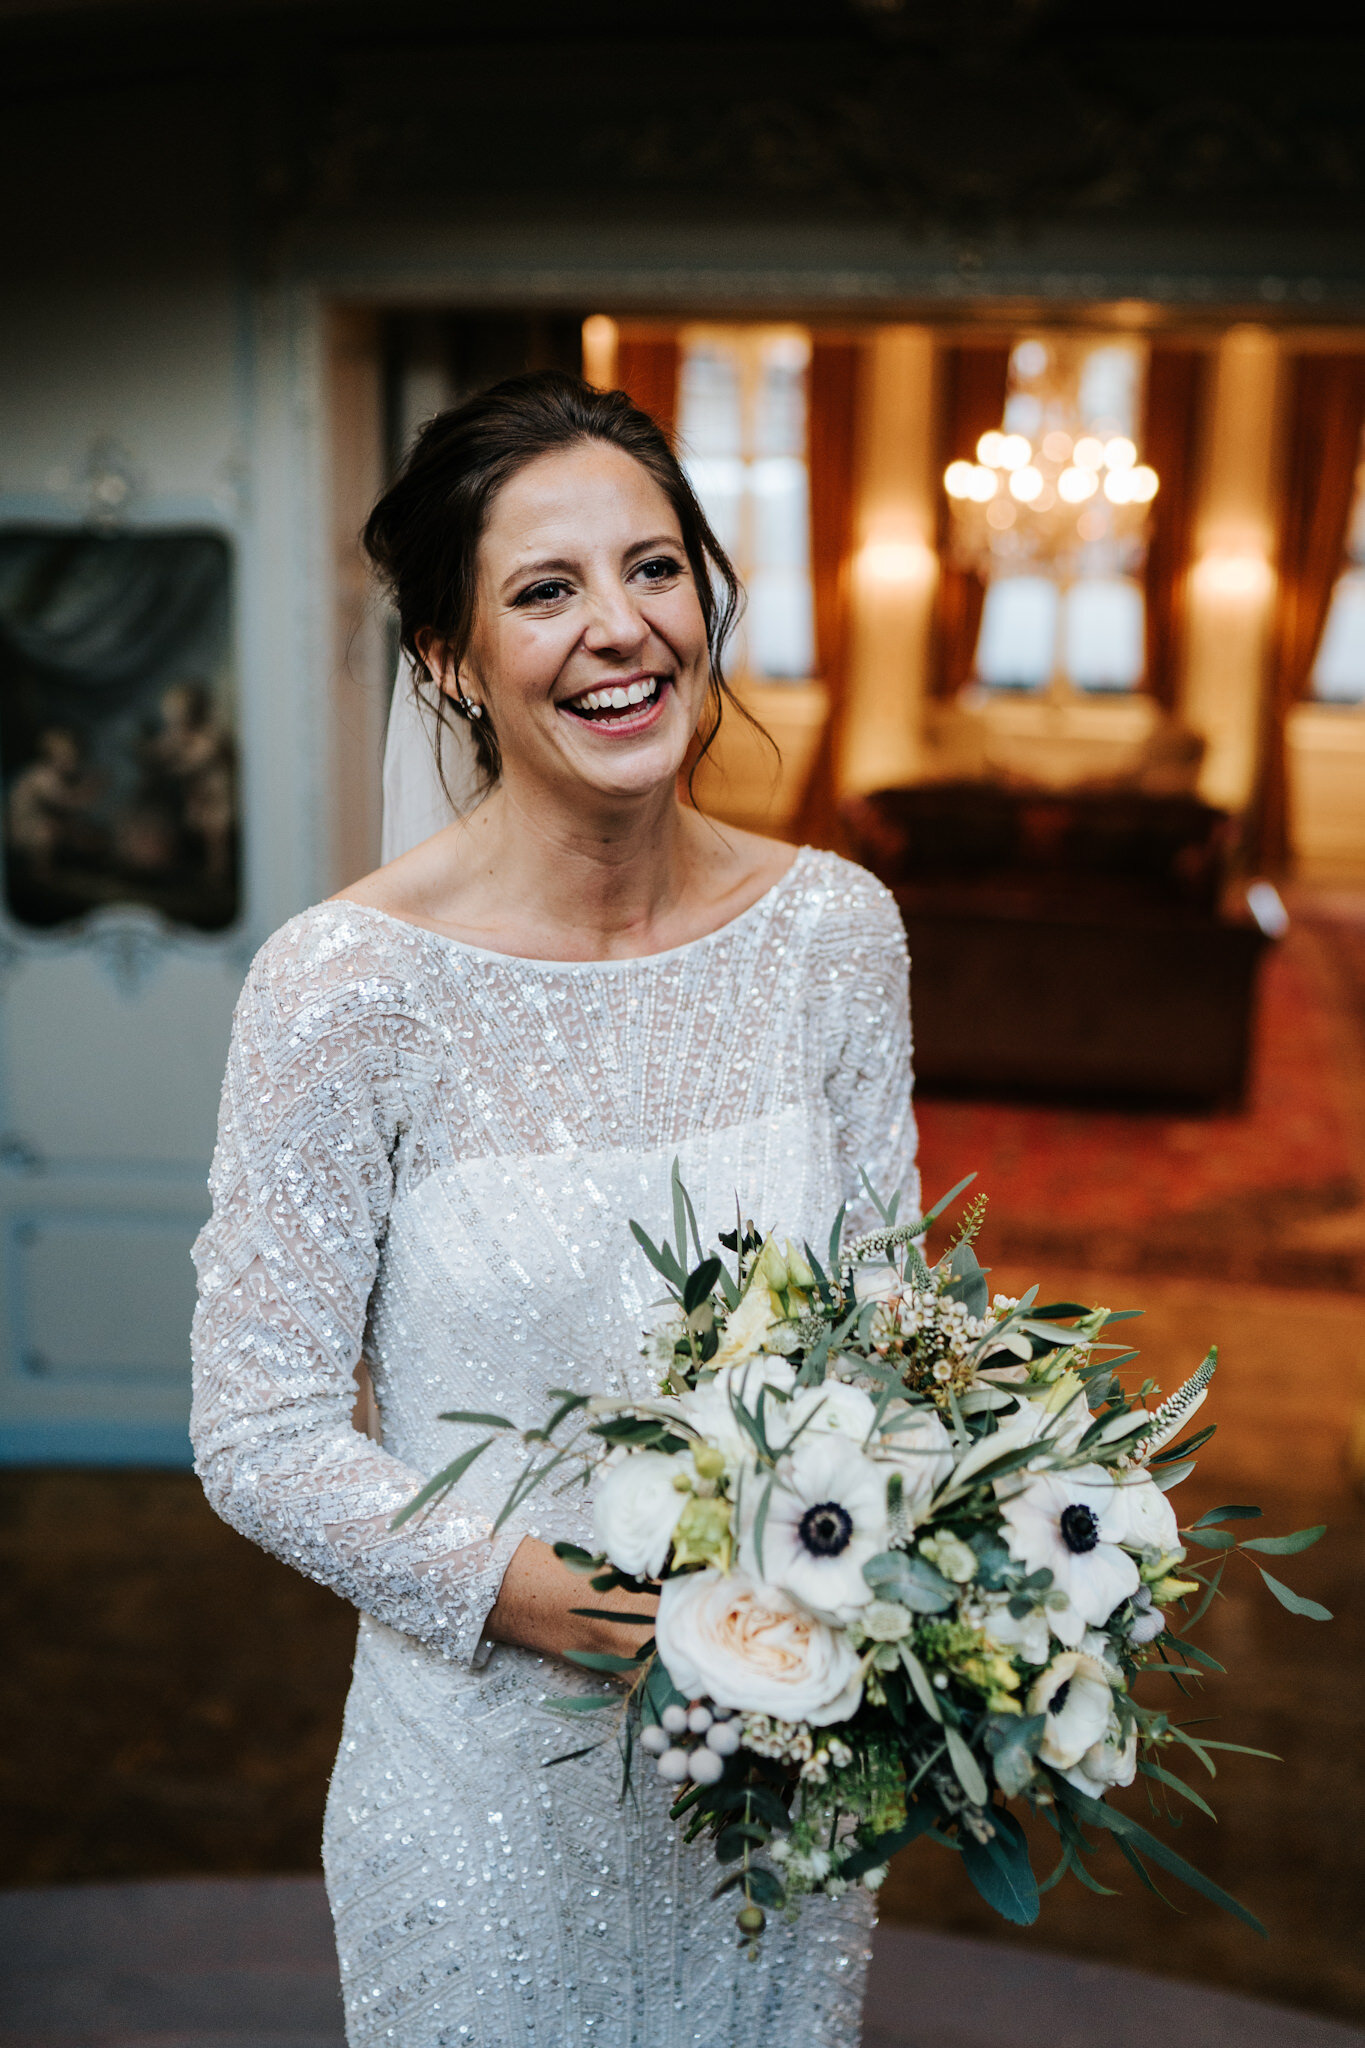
[842,782,1277,1106]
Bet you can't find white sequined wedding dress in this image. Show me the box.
[190,846,917,2048]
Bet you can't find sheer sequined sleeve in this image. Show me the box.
[189,915,525,1666]
[820,869,920,1236]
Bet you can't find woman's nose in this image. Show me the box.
[581,583,649,655]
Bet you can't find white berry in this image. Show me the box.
[688,1746,725,1785]
[705,1719,741,1756]
[656,1748,691,1783]
[661,1704,689,1735]
[686,1705,713,1734]
[640,1726,670,1755]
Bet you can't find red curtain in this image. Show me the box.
[1142,346,1209,712]
[1253,352,1365,870]
[930,344,1011,699]
[797,340,861,850]
[615,335,680,438]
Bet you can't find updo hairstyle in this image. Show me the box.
[362,369,752,794]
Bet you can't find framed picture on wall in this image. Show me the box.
[0,529,239,933]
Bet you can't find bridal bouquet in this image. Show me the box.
[397,1169,1329,1944]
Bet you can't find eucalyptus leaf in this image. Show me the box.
[1240,1525,1325,1555]
[1256,1568,1332,1620]
[960,1808,1039,1926]
[389,1439,494,1530]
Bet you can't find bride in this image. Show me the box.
[191,370,917,2046]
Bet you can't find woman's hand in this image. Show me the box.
[485,1535,658,1666]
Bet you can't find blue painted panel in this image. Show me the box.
[0,1419,193,1467]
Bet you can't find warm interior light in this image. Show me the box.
[1057,466,1098,503]
[1103,469,1133,504]
[999,435,1033,471]
[986,499,1016,529]
[580,314,618,390]
[944,460,976,498]
[976,430,1006,467]
[966,465,999,502]
[1009,465,1044,503]
[1103,436,1137,472]
[1073,436,1105,470]
[1128,465,1159,503]
[1042,430,1073,463]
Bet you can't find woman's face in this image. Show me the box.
[440,440,711,810]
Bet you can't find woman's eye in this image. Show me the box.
[636,556,683,584]
[517,579,571,606]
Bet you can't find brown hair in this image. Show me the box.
[362,368,760,796]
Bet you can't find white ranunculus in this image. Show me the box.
[676,1355,796,1470]
[1027,1650,1114,1769]
[592,1451,685,1578]
[1061,1715,1138,1798]
[782,1380,878,1446]
[739,1432,888,1625]
[997,1466,1140,1647]
[977,1594,1051,1669]
[655,1567,863,1725]
[852,1261,902,1307]
[872,1402,955,1525]
[1110,1471,1181,1556]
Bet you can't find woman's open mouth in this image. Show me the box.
[559,674,670,736]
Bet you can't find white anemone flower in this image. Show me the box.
[998,1466,1139,1646]
[740,1432,888,1625]
[872,1401,955,1525]
[1027,1650,1114,1769]
[1061,1713,1138,1798]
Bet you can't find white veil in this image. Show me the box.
[380,658,485,863]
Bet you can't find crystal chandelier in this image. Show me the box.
[943,340,1159,578]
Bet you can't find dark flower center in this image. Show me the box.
[1060,1503,1101,1555]
[1050,1679,1072,1714]
[799,1501,854,1557]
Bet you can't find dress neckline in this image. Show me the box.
[333,844,816,973]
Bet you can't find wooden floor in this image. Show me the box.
[3,1878,1363,2048]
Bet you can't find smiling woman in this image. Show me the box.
[190,367,919,2048]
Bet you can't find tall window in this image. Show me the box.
[675,327,816,681]
[973,338,1149,695]
[1310,424,1365,705]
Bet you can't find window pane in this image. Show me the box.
[1078,345,1140,437]
[756,335,809,458]
[682,454,746,559]
[975,576,1058,689]
[747,569,815,679]
[677,344,742,458]
[1064,575,1145,692]
[1312,567,1365,703]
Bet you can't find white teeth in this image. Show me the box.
[569,677,661,716]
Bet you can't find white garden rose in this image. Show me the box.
[1061,1714,1138,1799]
[872,1401,955,1524]
[677,1356,796,1471]
[977,1593,1051,1668]
[655,1567,863,1725]
[1027,1650,1114,1769]
[739,1432,888,1625]
[592,1451,684,1578]
[1110,1470,1181,1556]
[782,1380,878,1446]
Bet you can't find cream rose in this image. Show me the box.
[655,1567,863,1725]
[592,1452,684,1579]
